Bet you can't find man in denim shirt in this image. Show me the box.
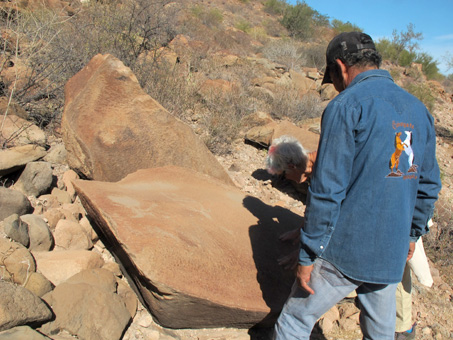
[273,32,441,340]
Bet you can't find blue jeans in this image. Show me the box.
[274,258,398,340]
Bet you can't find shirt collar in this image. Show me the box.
[348,69,394,89]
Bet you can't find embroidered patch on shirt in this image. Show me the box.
[386,129,418,179]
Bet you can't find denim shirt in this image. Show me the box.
[299,69,441,284]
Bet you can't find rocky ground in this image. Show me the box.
[1,61,452,340]
[1,103,452,340]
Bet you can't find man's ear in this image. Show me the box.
[336,59,348,80]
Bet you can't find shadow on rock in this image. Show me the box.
[243,196,301,326]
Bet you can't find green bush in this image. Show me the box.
[331,19,362,34]
[235,19,251,33]
[377,29,441,80]
[398,49,418,67]
[415,52,442,80]
[263,0,287,15]
[280,1,328,40]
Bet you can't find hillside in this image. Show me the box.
[1,0,452,339]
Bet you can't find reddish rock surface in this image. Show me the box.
[62,54,233,186]
[73,166,301,328]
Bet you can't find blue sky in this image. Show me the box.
[287,0,453,75]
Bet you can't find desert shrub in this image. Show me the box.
[389,69,402,81]
[261,38,303,70]
[249,26,268,43]
[190,5,223,28]
[425,197,453,283]
[262,18,286,37]
[139,59,201,121]
[376,38,399,63]
[396,50,417,67]
[280,1,328,41]
[213,29,253,56]
[263,0,287,15]
[235,19,251,33]
[415,52,442,80]
[270,86,323,122]
[201,86,253,154]
[298,43,327,69]
[2,0,179,129]
[404,82,435,112]
[331,19,362,34]
[377,24,423,66]
[442,73,453,94]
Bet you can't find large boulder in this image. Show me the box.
[73,166,302,329]
[61,53,233,185]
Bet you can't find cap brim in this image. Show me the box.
[322,65,332,84]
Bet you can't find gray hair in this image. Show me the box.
[266,135,308,175]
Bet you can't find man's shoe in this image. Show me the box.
[395,323,416,340]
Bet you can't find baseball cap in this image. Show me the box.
[322,32,376,84]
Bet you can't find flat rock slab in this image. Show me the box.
[73,166,301,329]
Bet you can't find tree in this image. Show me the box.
[444,52,453,72]
[391,23,423,63]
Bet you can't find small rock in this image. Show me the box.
[44,143,67,164]
[14,161,53,197]
[51,188,72,205]
[422,327,432,336]
[24,272,54,297]
[42,208,65,231]
[0,281,52,332]
[20,214,54,251]
[0,237,36,285]
[0,325,50,340]
[3,213,30,247]
[0,187,33,221]
[0,145,46,177]
[54,219,92,250]
[32,249,105,286]
[62,169,79,200]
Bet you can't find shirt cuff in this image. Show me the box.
[298,245,316,266]
[409,236,419,243]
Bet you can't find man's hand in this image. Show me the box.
[407,242,416,261]
[296,264,315,295]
